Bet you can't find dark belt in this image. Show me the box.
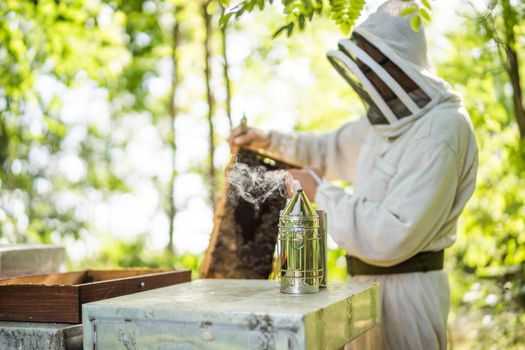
[346,250,444,276]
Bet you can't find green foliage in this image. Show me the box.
[399,0,431,31]
[75,234,202,276]
[327,248,349,282]
[441,2,525,277]
[447,265,525,349]
[218,0,433,37]
[0,0,128,244]
[436,2,525,347]
[218,0,366,37]
[0,0,213,252]
[329,0,364,35]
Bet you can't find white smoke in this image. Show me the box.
[228,163,288,210]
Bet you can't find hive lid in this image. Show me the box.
[281,189,317,217]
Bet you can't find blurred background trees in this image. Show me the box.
[0,0,524,348]
[440,2,525,348]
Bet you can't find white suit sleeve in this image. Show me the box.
[316,138,458,266]
[266,117,369,182]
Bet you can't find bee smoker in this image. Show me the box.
[277,189,327,294]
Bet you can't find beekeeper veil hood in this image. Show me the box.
[327,0,455,138]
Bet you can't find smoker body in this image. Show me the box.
[277,190,326,294]
[83,279,380,350]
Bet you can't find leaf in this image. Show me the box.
[44,116,67,138]
[410,13,421,31]
[272,23,291,38]
[298,13,305,29]
[206,0,218,15]
[219,12,234,27]
[235,8,245,18]
[341,22,350,35]
[422,0,431,10]
[218,0,230,7]
[400,6,417,17]
[244,1,255,11]
[301,0,311,12]
[329,0,364,35]
[420,8,431,22]
[308,10,314,20]
[286,22,295,36]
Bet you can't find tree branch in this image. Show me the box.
[203,0,217,209]
[221,6,233,130]
[166,5,183,255]
[501,0,525,140]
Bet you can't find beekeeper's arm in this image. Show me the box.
[316,138,458,267]
[265,117,369,181]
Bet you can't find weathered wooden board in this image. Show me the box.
[0,269,191,323]
[200,146,301,279]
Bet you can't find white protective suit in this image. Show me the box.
[265,1,478,349]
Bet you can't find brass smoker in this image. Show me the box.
[277,189,327,294]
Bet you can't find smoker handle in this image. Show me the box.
[316,209,328,288]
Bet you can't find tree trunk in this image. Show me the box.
[505,46,525,140]
[166,6,182,255]
[202,1,217,208]
[221,6,233,130]
[501,0,525,140]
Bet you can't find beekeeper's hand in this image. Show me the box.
[286,169,324,202]
[228,125,271,150]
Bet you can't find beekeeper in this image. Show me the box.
[230,0,478,348]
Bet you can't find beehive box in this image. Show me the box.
[0,321,82,350]
[0,269,191,323]
[83,279,381,350]
[0,244,65,278]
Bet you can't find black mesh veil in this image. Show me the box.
[327,33,431,125]
[328,54,389,125]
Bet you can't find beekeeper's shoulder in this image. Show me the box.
[412,100,474,157]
